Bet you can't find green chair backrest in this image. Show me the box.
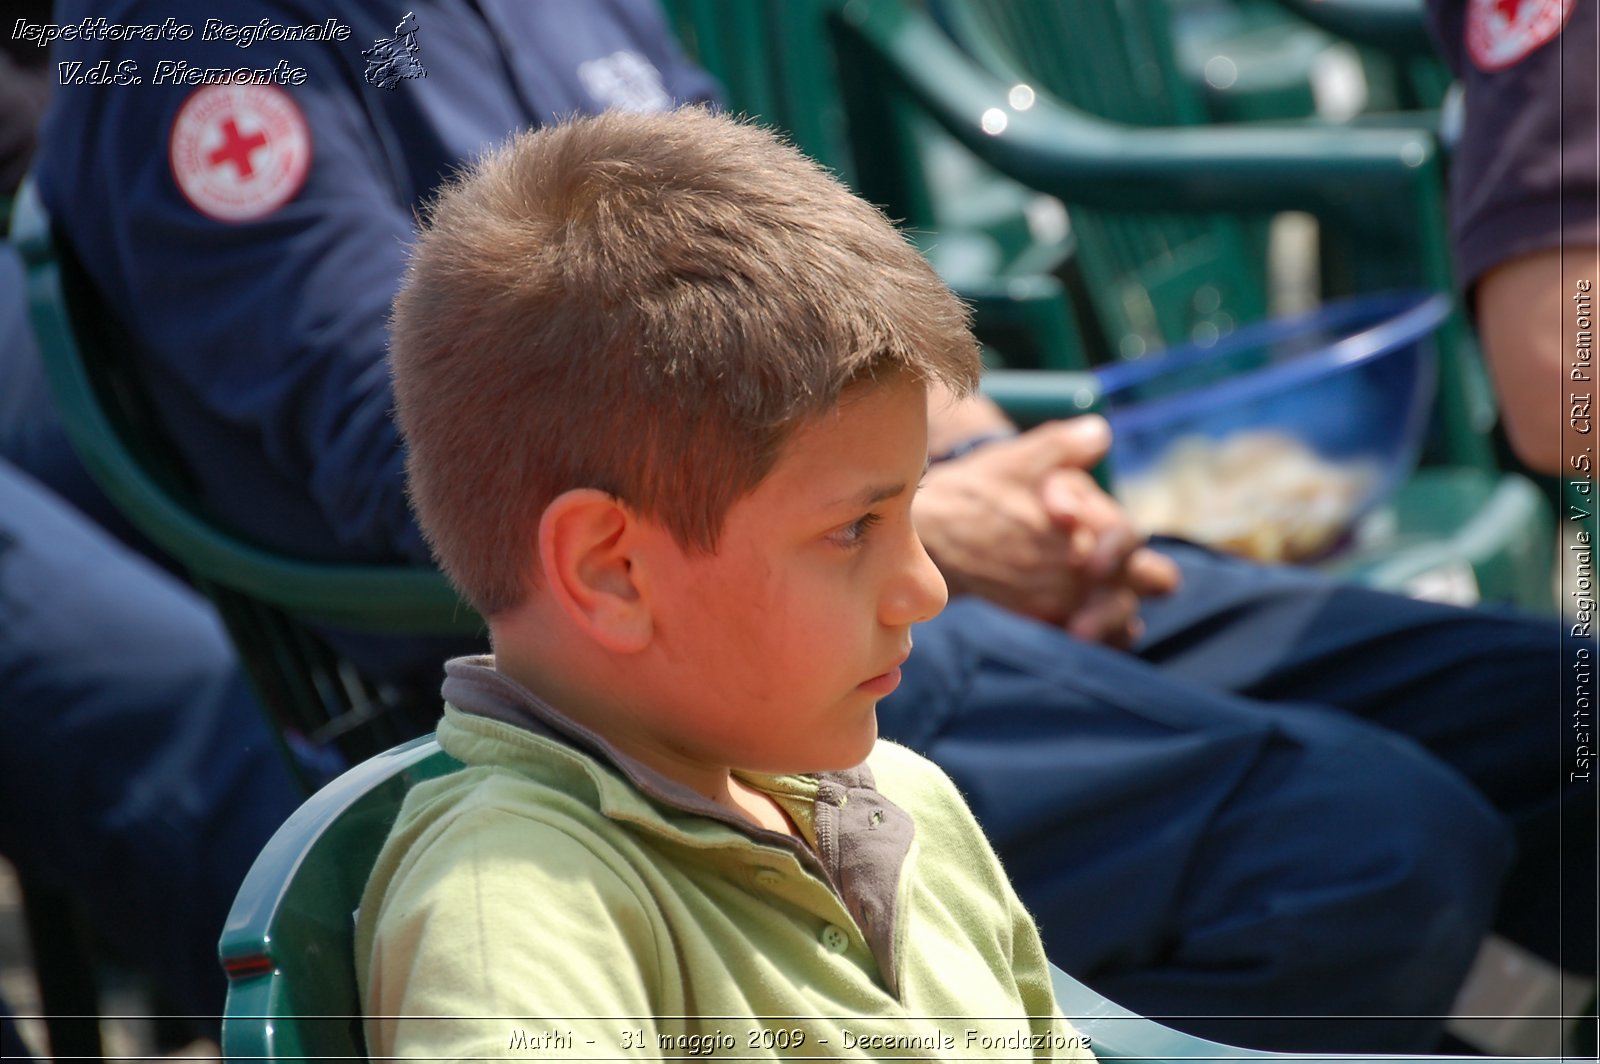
[219,735,462,1062]
[933,0,1342,358]
[663,0,1092,371]
[221,733,1566,1064]
[11,183,482,780]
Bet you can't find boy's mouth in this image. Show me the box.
[857,667,902,695]
[858,650,911,695]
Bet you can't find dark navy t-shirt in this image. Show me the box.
[1425,0,1597,290]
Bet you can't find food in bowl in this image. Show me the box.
[1119,429,1381,562]
[1096,291,1450,565]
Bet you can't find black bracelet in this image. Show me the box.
[930,429,1019,464]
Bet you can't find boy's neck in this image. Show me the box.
[488,645,799,837]
[725,776,801,836]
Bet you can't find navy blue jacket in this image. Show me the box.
[36,0,717,563]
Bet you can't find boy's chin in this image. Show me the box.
[747,707,878,775]
[811,715,879,773]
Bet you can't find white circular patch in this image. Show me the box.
[168,84,312,222]
[1467,0,1577,72]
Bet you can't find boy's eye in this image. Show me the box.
[829,512,881,548]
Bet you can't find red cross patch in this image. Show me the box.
[1467,0,1577,71]
[168,85,311,222]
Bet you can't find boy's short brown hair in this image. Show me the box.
[391,107,980,616]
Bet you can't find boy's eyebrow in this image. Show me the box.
[830,460,932,510]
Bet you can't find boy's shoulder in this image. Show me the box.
[385,703,659,856]
[859,738,967,809]
[360,722,636,915]
[354,711,668,1000]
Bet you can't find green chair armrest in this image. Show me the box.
[832,0,1441,217]
[981,368,1101,426]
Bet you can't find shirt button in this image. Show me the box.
[753,868,783,888]
[820,924,850,953]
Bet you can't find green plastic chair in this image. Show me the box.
[925,0,1434,353]
[664,0,1092,372]
[667,0,1552,609]
[219,733,1570,1064]
[219,735,460,1062]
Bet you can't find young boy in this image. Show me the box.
[356,107,1092,1061]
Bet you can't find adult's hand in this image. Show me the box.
[914,416,1180,647]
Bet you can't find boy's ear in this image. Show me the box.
[536,489,652,654]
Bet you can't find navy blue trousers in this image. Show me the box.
[0,457,301,1044]
[882,540,1592,1052]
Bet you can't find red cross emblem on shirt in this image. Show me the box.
[169,85,312,222]
[207,118,270,179]
[1467,0,1576,71]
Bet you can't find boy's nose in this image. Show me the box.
[883,531,948,627]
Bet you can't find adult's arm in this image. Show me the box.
[1478,245,1599,475]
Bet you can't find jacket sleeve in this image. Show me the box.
[37,0,436,561]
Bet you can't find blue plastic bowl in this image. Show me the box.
[1095,291,1449,561]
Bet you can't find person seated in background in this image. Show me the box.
[358,107,1092,1061]
[0,8,301,1057]
[0,453,301,1060]
[1426,0,1598,475]
[19,0,1594,1051]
